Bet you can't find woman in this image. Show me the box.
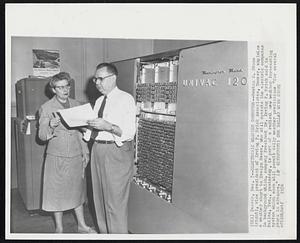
[38,72,96,233]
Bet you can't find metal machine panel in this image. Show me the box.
[11,118,18,189]
[113,59,137,97]
[173,41,248,232]
[16,77,75,118]
[116,41,248,233]
[128,183,217,233]
[30,120,46,209]
[14,119,45,210]
[16,78,52,118]
[15,119,32,207]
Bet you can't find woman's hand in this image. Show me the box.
[49,117,60,129]
[82,153,89,179]
[82,153,89,168]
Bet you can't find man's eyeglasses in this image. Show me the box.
[93,74,115,83]
[55,84,71,91]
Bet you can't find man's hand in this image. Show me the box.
[87,118,112,131]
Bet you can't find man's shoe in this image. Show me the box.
[78,226,97,234]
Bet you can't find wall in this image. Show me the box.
[81,38,105,104]
[11,37,105,116]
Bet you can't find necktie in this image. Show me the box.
[90,96,107,140]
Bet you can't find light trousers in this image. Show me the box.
[91,142,133,233]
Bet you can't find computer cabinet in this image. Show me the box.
[113,41,248,233]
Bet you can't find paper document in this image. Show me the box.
[58,103,97,127]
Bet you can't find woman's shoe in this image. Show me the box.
[78,226,97,234]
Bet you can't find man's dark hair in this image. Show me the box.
[96,62,118,76]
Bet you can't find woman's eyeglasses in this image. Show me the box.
[55,84,71,91]
[93,74,115,83]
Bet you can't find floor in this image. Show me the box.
[10,188,97,234]
[10,164,98,234]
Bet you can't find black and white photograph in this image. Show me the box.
[5,3,296,240]
[32,49,60,76]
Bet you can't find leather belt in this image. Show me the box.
[94,140,115,144]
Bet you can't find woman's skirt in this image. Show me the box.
[42,154,87,211]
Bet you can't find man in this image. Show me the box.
[86,63,136,233]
